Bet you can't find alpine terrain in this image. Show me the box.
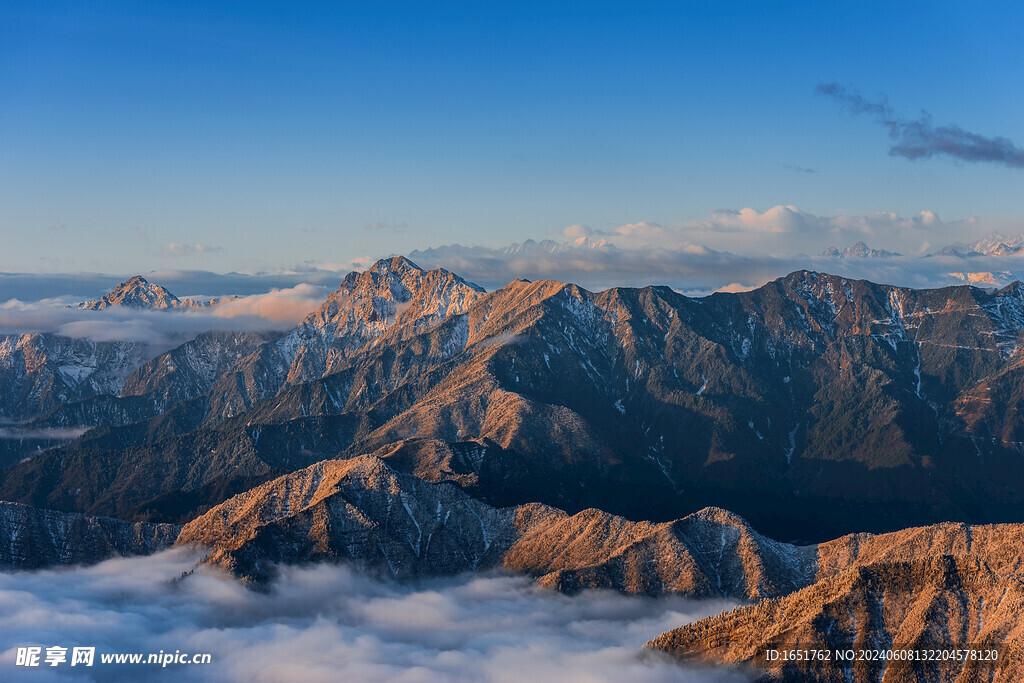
[3,257,1024,680]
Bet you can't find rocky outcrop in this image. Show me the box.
[0,333,155,420]
[647,520,1024,680]
[200,256,485,423]
[649,555,1024,682]
[0,501,180,570]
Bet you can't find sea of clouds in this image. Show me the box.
[0,549,749,682]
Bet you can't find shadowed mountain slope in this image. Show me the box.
[0,501,180,570]
[649,555,1024,682]
[7,263,1024,540]
[176,454,815,599]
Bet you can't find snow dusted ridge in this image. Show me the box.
[0,501,179,570]
[1,259,481,422]
[204,256,486,420]
[0,333,156,419]
[9,262,1024,545]
[285,255,485,373]
[934,231,1024,258]
[177,454,816,598]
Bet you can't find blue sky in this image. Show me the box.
[2,1,1022,278]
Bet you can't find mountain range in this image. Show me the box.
[4,451,1021,680]
[822,234,1024,262]
[8,257,1024,539]
[4,257,1024,680]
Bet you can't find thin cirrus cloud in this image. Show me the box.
[0,549,745,683]
[783,164,818,174]
[817,83,1024,169]
[160,243,224,257]
[363,221,408,233]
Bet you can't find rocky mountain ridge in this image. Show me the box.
[196,256,485,423]
[933,232,1024,259]
[177,453,1024,594]
[175,454,814,597]
[8,261,1024,541]
[0,501,180,570]
[0,275,241,423]
[6,448,1024,680]
[649,554,1024,681]
[172,455,1024,681]
[0,333,156,421]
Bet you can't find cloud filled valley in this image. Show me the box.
[0,284,330,345]
[0,550,745,682]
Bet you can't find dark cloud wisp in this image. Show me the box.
[817,83,1024,169]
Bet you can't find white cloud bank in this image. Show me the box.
[160,243,224,257]
[0,550,748,682]
[408,206,1024,293]
[411,239,1024,295]
[549,205,971,253]
[3,205,1022,317]
[0,284,330,343]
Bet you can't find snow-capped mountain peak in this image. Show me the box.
[932,232,1024,258]
[822,241,899,258]
[296,256,485,353]
[77,276,208,310]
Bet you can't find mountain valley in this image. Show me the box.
[4,258,1024,680]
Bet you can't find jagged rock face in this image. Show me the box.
[77,275,208,310]
[0,501,180,570]
[648,555,1024,682]
[0,333,155,420]
[10,266,1024,540]
[176,455,816,599]
[121,330,279,403]
[121,331,278,401]
[199,256,484,422]
[649,520,1024,680]
[31,331,278,431]
[177,456,520,583]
